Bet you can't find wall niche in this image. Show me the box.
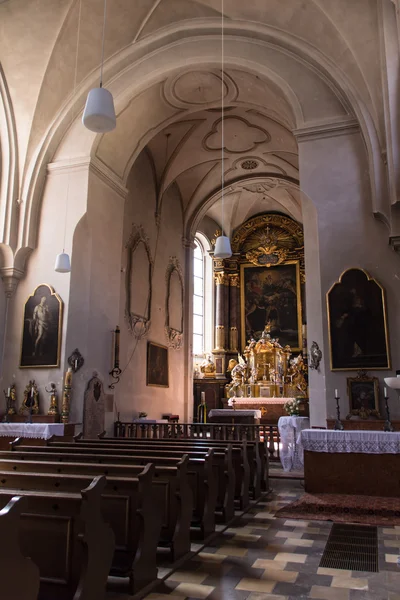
[125,224,153,339]
[165,256,184,349]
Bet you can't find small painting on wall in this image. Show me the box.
[147,341,169,387]
[347,373,380,418]
[20,284,63,368]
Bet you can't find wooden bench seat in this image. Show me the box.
[0,474,114,600]
[0,454,192,562]
[0,466,156,594]
[0,496,40,600]
[50,439,241,516]
[97,435,269,497]
[7,445,217,538]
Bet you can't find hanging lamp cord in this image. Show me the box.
[221,0,225,233]
[100,0,107,87]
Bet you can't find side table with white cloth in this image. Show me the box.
[301,429,400,496]
[0,422,76,450]
[278,416,310,471]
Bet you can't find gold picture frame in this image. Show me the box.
[20,283,63,368]
[240,260,303,351]
[346,372,380,418]
[146,341,169,388]
[327,268,390,371]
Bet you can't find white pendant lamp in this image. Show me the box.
[55,252,71,273]
[82,0,116,133]
[213,0,232,260]
[214,235,232,259]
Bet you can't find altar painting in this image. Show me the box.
[240,261,302,351]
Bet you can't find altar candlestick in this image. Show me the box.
[114,326,120,368]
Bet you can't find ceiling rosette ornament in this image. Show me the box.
[125,224,153,340]
[165,257,184,350]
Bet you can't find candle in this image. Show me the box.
[7,387,10,397]
[114,326,120,368]
[201,391,205,403]
[75,359,78,370]
[31,386,34,398]
[385,386,388,397]
[335,389,338,398]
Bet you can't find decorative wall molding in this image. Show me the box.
[293,117,359,142]
[165,256,184,349]
[125,224,153,339]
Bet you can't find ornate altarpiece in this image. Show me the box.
[211,213,305,378]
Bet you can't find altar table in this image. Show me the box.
[208,409,261,424]
[0,423,65,440]
[278,416,310,472]
[301,429,400,497]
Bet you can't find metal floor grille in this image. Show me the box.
[319,523,378,572]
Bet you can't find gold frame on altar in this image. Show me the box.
[240,260,303,352]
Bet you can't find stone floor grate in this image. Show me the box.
[319,523,378,572]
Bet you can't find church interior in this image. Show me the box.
[1,0,400,599]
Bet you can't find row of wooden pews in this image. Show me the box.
[0,433,270,599]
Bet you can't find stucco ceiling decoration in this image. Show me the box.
[163,70,237,109]
[203,116,271,153]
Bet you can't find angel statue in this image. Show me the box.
[228,354,248,398]
[308,341,322,370]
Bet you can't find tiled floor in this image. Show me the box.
[109,479,400,600]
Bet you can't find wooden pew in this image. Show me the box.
[0,474,114,600]
[0,465,157,594]
[97,434,269,497]
[50,439,241,515]
[0,454,192,562]
[7,445,217,539]
[0,496,40,600]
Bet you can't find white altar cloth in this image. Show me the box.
[301,429,400,454]
[278,416,310,471]
[208,409,262,419]
[0,423,65,440]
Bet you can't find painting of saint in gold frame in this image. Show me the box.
[146,341,169,388]
[240,261,302,351]
[347,373,380,418]
[327,268,390,371]
[20,284,63,368]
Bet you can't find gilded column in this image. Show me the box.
[228,273,240,352]
[214,271,227,351]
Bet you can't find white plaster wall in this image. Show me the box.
[299,130,400,424]
[115,152,186,421]
[1,166,87,416]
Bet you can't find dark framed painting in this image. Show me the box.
[327,268,390,370]
[347,374,380,416]
[146,341,169,387]
[240,260,302,351]
[20,284,63,368]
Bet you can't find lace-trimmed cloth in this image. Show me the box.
[301,429,400,454]
[278,416,310,472]
[0,423,65,439]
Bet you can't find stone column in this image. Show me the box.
[228,273,240,353]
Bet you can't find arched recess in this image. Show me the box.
[125,224,153,340]
[165,256,184,350]
[0,63,18,255]
[19,21,387,270]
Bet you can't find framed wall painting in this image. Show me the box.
[146,341,169,388]
[20,284,63,368]
[240,260,302,351]
[327,268,390,371]
[347,373,380,417]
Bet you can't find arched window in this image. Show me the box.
[193,239,204,355]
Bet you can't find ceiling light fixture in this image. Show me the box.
[55,0,85,273]
[82,0,116,133]
[214,0,232,260]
